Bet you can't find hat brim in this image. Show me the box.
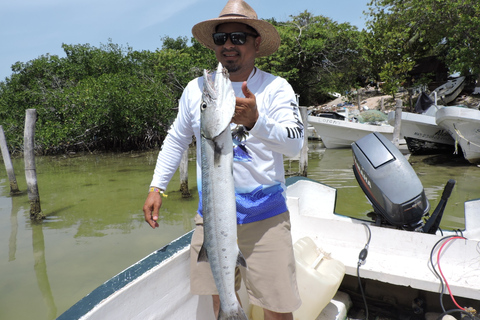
[192,17,280,57]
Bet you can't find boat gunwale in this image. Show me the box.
[57,230,194,320]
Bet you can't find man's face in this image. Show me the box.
[214,23,261,81]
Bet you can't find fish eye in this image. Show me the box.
[201,102,207,110]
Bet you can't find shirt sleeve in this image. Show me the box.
[149,86,195,190]
[248,78,304,158]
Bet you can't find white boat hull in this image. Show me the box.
[435,106,480,164]
[308,115,394,149]
[430,76,466,105]
[387,110,455,154]
[287,179,480,300]
[58,231,218,320]
[58,178,480,320]
[388,111,454,145]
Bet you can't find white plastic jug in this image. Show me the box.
[250,237,345,320]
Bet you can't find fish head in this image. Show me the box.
[201,62,236,140]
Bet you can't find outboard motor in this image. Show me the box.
[351,132,455,233]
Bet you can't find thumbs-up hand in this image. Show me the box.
[232,81,259,130]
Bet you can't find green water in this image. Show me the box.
[0,143,478,320]
[305,144,478,229]
[0,151,199,320]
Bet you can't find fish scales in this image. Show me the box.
[199,62,248,320]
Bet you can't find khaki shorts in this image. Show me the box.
[190,211,301,313]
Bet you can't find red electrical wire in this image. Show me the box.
[436,236,466,311]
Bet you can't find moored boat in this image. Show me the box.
[430,76,466,105]
[308,115,394,149]
[307,111,346,141]
[57,178,480,320]
[435,106,480,164]
[58,134,480,320]
[387,108,455,154]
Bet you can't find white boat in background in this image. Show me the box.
[435,106,480,164]
[430,76,466,105]
[308,115,394,149]
[387,107,455,154]
[306,111,346,142]
[57,134,480,320]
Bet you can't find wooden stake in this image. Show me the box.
[392,99,403,148]
[356,90,361,111]
[24,109,44,220]
[299,106,308,177]
[179,148,191,198]
[0,125,20,194]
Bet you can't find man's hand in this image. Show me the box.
[232,81,259,130]
[143,192,162,228]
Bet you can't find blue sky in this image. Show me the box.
[0,0,368,81]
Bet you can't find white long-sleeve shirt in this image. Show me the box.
[150,67,304,224]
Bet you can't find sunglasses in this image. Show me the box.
[212,32,258,46]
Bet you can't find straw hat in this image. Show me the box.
[191,0,280,57]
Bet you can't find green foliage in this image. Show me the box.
[0,36,221,155]
[257,12,367,105]
[156,37,217,92]
[2,4,480,155]
[366,0,480,88]
[0,15,370,154]
[8,3,479,154]
[379,59,415,99]
[0,41,177,154]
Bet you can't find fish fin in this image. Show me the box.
[236,250,247,268]
[217,304,248,320]
[197,245,208,263]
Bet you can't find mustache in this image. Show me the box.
[221,48,240,55]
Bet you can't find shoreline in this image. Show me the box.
[311,87,480,114]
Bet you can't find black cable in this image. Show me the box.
[429,236,451,313]
[356,223,371,319]
[358,223,371,266]
[356,264,369,320]
[429,235,468,315]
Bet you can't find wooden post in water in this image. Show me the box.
[356,90,361,111]
[179,148,191,198]
[392,99,403,148]
[408,88,413,110]
[299,106,308,177]
[24,109,44,220]
[0,125,20,194]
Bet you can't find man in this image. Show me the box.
[143,1,304,319]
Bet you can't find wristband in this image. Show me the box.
[149,187,167,197]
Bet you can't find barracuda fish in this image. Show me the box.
[198,62,248,320]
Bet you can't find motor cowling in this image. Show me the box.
[351,133,430,230]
